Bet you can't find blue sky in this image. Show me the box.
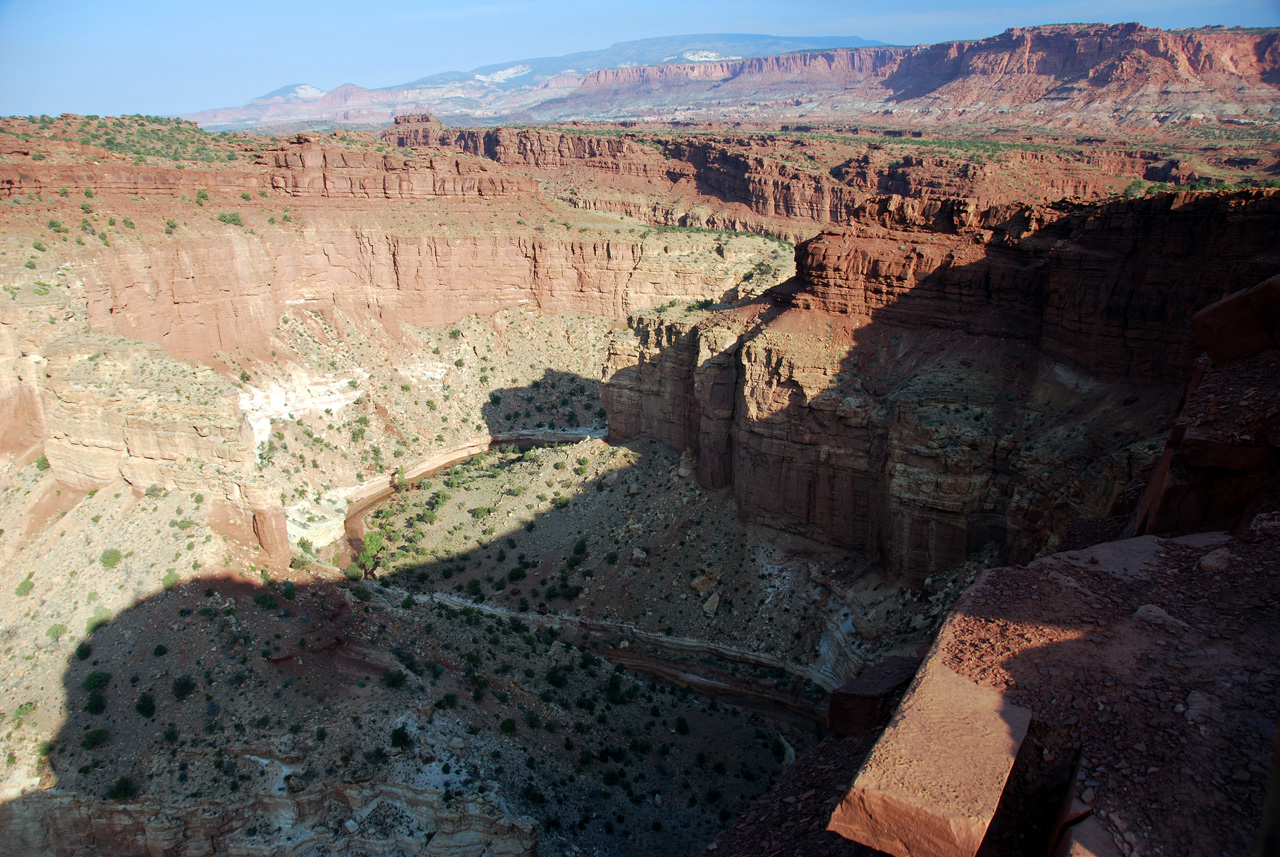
[1,0,1276,117]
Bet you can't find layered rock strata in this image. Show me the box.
[0,135,532,201]
[604,190,1280,579]
[0,781,537,857]
[39,333,288,561]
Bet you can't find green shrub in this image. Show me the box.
[500,718,517,734]
[343,563,363,581]
[217,212,243,226]
[240,192,251,201]
[105,777,136,799]
[81,729,109,750]
[84,691,106,714]
[253,593,278,610]
[171,675,195,700]
[390,726,411,748]
[75,642,91,661]
[381,669,407,689]
[15,579,32,597]
[161,570,179,590]
[152,644,167,657]
[100,548,122,568]
[81,671,111,691]
[45,623,66,642]
[135,692,155,717]
[32,240,46,252]
[86,606,111,634]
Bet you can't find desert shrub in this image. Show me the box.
[86,606,111,633]
[500,718,517,734]
[344,563,363,581]
[75,642,91,661]
[253,593,278,610]
[161,570,179,590]
[390,726,411,748]
[217,212,243,226]
[171,675,196,700]
[152,644,167,657]
[135,692,155,718]
[81,729,108,750]
[81,671,111,691]
[100,548,122,568]
[381,669,407,689]
[105,777,136,799]
[15,579,32,597]
[84,692,106,714]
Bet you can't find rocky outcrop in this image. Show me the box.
[604,190,1280,579]
[0,136,532,201]
[0,781,537,857]
[0,325,46,457]
[1135,274,1280,535]
[39,334,288,562]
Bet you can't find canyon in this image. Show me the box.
[0,91,1277,857]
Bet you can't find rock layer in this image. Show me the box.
[39,333,289,561]
[604,190,1280,579]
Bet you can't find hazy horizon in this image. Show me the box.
[1,0,1277,118]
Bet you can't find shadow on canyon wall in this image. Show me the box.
[6,190,1280,854]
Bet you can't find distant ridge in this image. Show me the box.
[183,33,883,131]
[183,24,1280,132]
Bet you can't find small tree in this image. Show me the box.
[357,531,383,571]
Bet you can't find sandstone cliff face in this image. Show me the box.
[0,136,532,202]
[605,190,1280,580]
[38,333,288,561]
[542,24,1280,128]
[81,219,766,362]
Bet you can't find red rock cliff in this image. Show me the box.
[604,190,1280,579]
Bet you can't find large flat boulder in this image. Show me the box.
[827,655,1031,857]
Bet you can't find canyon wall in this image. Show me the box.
[81,220,763,362]
[0,135,532,202]
[604,190,1280,580]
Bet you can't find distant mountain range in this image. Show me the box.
[182,34,883,131]
[183,25,1280,132]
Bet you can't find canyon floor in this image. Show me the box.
[0,111,1277,856]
